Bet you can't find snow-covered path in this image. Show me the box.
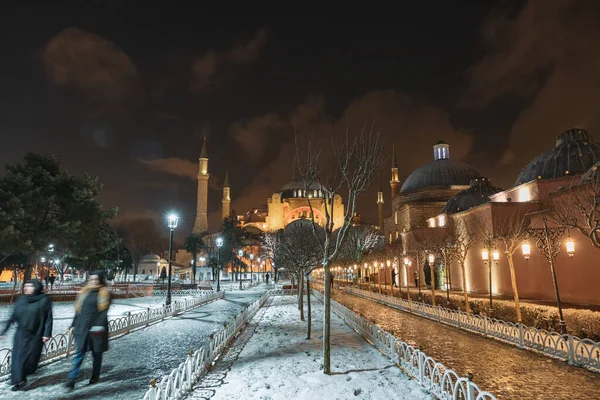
[0,286,269,399]
[188,295,430,400]
[0,295,197,349]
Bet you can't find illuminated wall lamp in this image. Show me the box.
[521,240,531,260]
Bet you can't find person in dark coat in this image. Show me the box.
[0,279,53,391]
[65,270,111,390]
[391,269,397,287]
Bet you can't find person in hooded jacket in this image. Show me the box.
[65,270,111,390]
[0,279,53,391]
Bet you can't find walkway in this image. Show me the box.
[0,286,268,400]
[333,289,600,399]
[188,295,429,400]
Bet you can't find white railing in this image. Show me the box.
[311,290,497,400]
[0,291,224,380]
[142,291,271,400]
[152,290,215,297]
[343,287,600,374]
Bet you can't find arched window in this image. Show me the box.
[389,233,392,244]
[314,189,318,197]
[293,189,297,197]
[298,189,302,197]
[394,210,398,224]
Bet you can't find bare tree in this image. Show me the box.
[280,221,321,326]
[118,218,163,281]
[451,217,477,313]
[295,125,385,374]
[408,229,445,305]
[493,208,533,322]
[550,177,600,247]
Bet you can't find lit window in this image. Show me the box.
[394,211,398,224]
[518,187,531,202]
[428,218,435,228]
[438,215,446,227]
[395,231,399,239]
[389,233,392,244]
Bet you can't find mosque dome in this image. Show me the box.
[515,129,600,186]
[400,141,482,193]
[442,177,503,214]
[139,254,161,262]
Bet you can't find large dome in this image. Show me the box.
[515,129,600,186]
[442,177,503,214]
[400,141,482,193]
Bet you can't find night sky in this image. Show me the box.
[2,1,600,236]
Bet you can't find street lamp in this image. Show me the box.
[566,236,575,257]
[249,254,254,283]
[523,218,574,334]
[216,237,223,292]
[481,248,497,316]
[237,249,244,289]
[199,256,206,281]
[165,214,179,306]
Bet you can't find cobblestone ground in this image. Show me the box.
[333,290,600,400]
[0,286,268,400]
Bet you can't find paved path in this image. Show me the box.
[333,290,600,399]
[0,286,268,400]
[189,295,428,400]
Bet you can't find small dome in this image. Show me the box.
[515,129,600,186]
[442,177,503,214]
[139,254,161,262]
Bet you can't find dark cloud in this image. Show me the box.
[221,90,474,225]
[139,157,197,180]
[191,28,267,91]
[42,27,139,110]
[461,0,600,185]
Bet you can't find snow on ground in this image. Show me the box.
[189,295,431,400]
[0,285,268,399]
[0,295,196,349]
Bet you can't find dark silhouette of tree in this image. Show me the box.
[0,153,116,281]
[184,233,207,284]
[118,218,163,281]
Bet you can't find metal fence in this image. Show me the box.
[0,291,224,380]
[142,290,273,400]
[311,290,497,400]
[343,286,600,374]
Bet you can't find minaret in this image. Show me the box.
[377,173,384,230]
[390,144,400,197]
[193,137,209,234]
[222,170,231,220]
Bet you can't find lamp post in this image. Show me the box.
[165,214,179,306]
[249,254,254,283]
[237,249,244,290]
[216,237,223,292]
[199,256,206,281]
[481,248,497,316]
[522,219,574,334]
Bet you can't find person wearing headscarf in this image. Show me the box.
[65,270,111,390]
[0,279,53,391]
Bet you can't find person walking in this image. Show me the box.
[0,279,53,391]
[65,270,111,390]
[265,273,270,284]
[391,269,397,287]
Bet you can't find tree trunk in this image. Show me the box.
[507,253,522,322]
[306,274,312,339]
[299,271,305,321]
[461,262,471,313]
[323,263,331,374]
[430,262,436,306]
